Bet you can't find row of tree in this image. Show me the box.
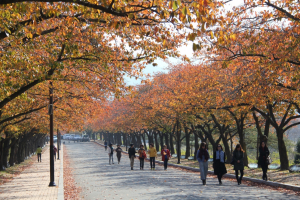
[1,1,204,169]
[0,128,46,170]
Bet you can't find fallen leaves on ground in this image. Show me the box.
[64,146,81,200]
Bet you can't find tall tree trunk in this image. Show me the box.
[221,134,231,163]
[9,138,18,166]
[169,133,175,154]
[0,138,4,170]
[164,133,169,149]
[185,127,190,159]
[141,132,147,150]
[176,119,181,164]
[276,129,289,170]
[154,131,159,152]
[194,130,199,160]
[157,131,164,151]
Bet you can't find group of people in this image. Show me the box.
[197,141,270,185]
[104,140,270,186]
[105,141,171,171]
[36,145,58,162]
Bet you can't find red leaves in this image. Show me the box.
[63,147,81,200]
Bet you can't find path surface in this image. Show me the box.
[65,142,298,200]
[0,143,62,200]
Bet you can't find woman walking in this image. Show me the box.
[107,143,114,165]
[233,144,244,185]
[138,145,147,170]
[116,145,122,164]
[161,145,171,170]
[258,141,270,181]
[196,142,210,185]
[213,144,227,185]
[128,144,136,170]
[148,143,157,170]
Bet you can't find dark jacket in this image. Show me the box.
[213,151,227,175]
[258,147,270,166]
[128,147,136,158]
[233,150,244,170]
[116,147,122,157]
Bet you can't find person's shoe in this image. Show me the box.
[131,167,133,170]
[112,163,114,164]
[204,180,206,185]
[239,178,242,185]
[202,180,205,185]
[219,181,222,185]
[151,168,153,170]
[118,162,120,164]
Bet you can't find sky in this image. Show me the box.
[124,42,194,86]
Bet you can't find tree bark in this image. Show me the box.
[276,129,289,170]
[184,126,190,159]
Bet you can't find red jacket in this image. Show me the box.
[161,149,171,161]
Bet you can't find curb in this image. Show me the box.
[94,141,300,192]
[57,143,64,200]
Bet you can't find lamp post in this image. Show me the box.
[49,81,56,186]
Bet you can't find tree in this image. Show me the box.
[294,139,300,164]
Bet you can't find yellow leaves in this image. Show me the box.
[210,31,214,39]
[229,34,236,40]
[27,32,33,38]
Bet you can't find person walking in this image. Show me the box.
[213,144,227,185]
[116,145,122,164]
[53,145,57,161]
[128,144,136,170]
[36,146,42,162]
[258,141,270,181]
[196,142,209,185]
[233,144,244,185]
[148,143,157,170]
[161,145,171,170]
[138,145,147,170]
[108,143,114,164]
[104,140,108,151]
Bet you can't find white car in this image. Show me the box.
[74,135,82,142]
[53,135,57,142]
[63,134,70,140]
[69,134,75,140]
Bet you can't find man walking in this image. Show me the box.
[128,144,136,170]
[36,146,42,162]
[104,140,108,151]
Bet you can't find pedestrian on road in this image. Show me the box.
[104,140,108,151]
[196,142,209,185]
[233,144,244,185]
[53,145,57,161]
[258,141,270,181]
[116,145,122,164]
[108,143,114,165]
[213,144,227,185]
[138,145,147,170]
[161,145,171,170]
[36,146,42,162]
[148,143,157,170]
[128,144,136,170]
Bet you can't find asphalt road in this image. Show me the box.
[64,141,299,200]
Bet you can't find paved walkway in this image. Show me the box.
[0,143,63,200]
[65,142,299,200]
